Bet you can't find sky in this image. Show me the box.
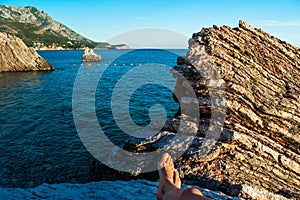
[1,0,300,48]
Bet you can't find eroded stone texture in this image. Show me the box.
[0,180,241,200]
[0,32,53,72]
[82,47,101,62]
[126,21,300,199]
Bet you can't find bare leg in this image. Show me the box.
[156,153,210,200]
[179,188,211,200]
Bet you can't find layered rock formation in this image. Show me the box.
[82,47,101,62]
[0,32,53,72]
[126,20,300,199]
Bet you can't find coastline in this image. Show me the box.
[36,48,189,51]
[37,48,130,51]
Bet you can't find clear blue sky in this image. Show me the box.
[1,0,300,48]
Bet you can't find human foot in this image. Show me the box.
[156,153,181,200]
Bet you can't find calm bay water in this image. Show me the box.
[0,49,187,187]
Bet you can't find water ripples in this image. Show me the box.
[0,49,187,187]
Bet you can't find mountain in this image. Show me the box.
[0,5,128,49]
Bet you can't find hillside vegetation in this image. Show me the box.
[0,5,127,49]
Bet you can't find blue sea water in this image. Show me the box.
[0,49,187,187]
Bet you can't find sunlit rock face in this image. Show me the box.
[82,47,101,62]
[125,20,300,199]
[0,32,53,72]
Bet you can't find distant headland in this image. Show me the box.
[0,5,129,50]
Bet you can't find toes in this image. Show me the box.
[173,170,181,188]
[166,156,174,169]
[158,153,176,183]
[173,170,177,183]
[157,153,182,198]
[159,153,170,169]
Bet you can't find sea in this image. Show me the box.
[0,49,188,188]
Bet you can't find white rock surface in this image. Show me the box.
[0,180,241,200]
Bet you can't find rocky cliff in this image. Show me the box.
[126,20,300,199]
[0,32,53,72]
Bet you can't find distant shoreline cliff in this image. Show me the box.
[36,44,129,51]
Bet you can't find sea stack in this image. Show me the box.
[82,47,101,62]
[0,32,54,72]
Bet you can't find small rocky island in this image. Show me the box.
[82,47,101,62]
[0,32,53,72]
